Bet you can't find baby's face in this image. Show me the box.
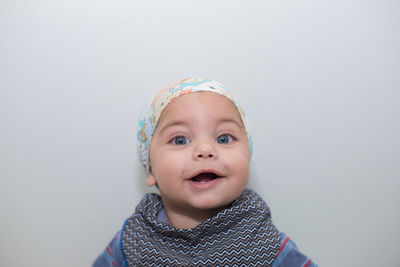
[147,92,250,213]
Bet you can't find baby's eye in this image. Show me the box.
[171,136,190,145]
[216,134,233,144]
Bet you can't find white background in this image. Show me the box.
[1,1,399,266]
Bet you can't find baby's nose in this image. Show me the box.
[193,143,218,160]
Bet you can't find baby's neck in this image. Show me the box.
[163,203,227,229]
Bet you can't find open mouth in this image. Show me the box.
[190,172,221,184]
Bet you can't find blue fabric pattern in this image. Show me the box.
[93,210,317,267]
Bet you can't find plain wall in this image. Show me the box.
[1,0,399,266]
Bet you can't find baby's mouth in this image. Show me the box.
[190,172,220,184]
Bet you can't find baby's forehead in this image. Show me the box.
[167,91,235,107]
[161,91,242,117]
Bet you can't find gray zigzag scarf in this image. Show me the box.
[122,189,281,266]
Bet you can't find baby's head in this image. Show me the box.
[137,78,252,214]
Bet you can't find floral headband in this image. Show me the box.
[137,77,253,175]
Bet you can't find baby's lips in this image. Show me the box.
[191,173,219,182]
[188,169,223,180]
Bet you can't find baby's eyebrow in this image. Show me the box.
[218,118,245,129]
[156,117,245,135]
[156,120,188,135]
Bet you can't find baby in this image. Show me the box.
[93,78,317,266]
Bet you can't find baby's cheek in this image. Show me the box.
[157,157,186,175]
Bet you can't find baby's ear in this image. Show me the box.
[146,170,157,186]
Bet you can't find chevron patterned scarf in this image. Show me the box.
[122,189,281,266]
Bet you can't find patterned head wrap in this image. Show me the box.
[137,77,252,175]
